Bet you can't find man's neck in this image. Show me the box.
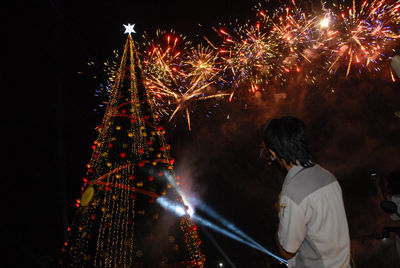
[281,159,295,172]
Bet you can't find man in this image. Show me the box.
[262,116,350,267]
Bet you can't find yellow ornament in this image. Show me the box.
[137,181,143,187]
[122,143,128,149]
[81,187,95,207]
[115,174,121,179]
[136,250,143,257]
[107,162,112,167]
[128,132,134,137]
[116,125,121,130]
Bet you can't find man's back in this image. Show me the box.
[278,164,350,267]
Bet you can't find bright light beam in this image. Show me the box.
[195,202,278,262]
[159,173,287,265]
[163,171,195,215]
[202,228,237,268]
[192,214,288,265]
[156,196,187,217]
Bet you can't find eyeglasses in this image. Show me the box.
[259,145,275,161]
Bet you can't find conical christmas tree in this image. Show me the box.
[62,30,204,267]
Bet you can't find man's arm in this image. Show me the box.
[275,229,296,259]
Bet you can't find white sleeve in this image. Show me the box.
[391,195,400,221]
[278,195,306,253]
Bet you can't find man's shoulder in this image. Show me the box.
[283,164,337,205]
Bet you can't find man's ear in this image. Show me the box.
[269,149,277,160]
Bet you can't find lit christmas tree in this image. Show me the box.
[62,25,204,267]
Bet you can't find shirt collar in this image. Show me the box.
[283,165,304,186]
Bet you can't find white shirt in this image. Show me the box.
[278,164,351,267]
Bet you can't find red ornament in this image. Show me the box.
[87,233,95,240]
[129,175,135,180]
[88,168,94,174]
[138,162,145,167]
[120,152,127,158]
[138,148,144,154]
[147,140,153,146]
[91,145,96,150]
[121,108,127,114]
[148,176,154,182]
[129,193,136,199]
[130,118,136,123]
[108,143,113,148]
[105,186,111,191]
[93,153,99,159]
[197,240,202,245]
[144,115,150,120]
[169,159,175,165]
[83,178,88,183]
[147,233,154,240]
[90,214,97,220]
[160,147,165,151]
[149,198,155,203]
[157,171,163,177]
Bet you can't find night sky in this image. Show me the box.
[4,0,400,267]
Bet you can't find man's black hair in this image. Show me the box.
[387,170,400,195]
[263,116,315,168]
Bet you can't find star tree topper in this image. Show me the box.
[123,23,136,34]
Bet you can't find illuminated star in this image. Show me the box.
[123,23,136,34]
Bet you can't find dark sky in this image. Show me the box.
[4,0,400,267]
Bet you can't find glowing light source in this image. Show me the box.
[123,23,136,34]
[320,17,330,28]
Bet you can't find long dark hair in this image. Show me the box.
[263,116,315,168]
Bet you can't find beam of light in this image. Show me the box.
[156,196,187,217]
[195,202,283,264]
[191,214,288,266]
[163,171,195,216]
[155,196,288,266]
[202,228,237,268]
